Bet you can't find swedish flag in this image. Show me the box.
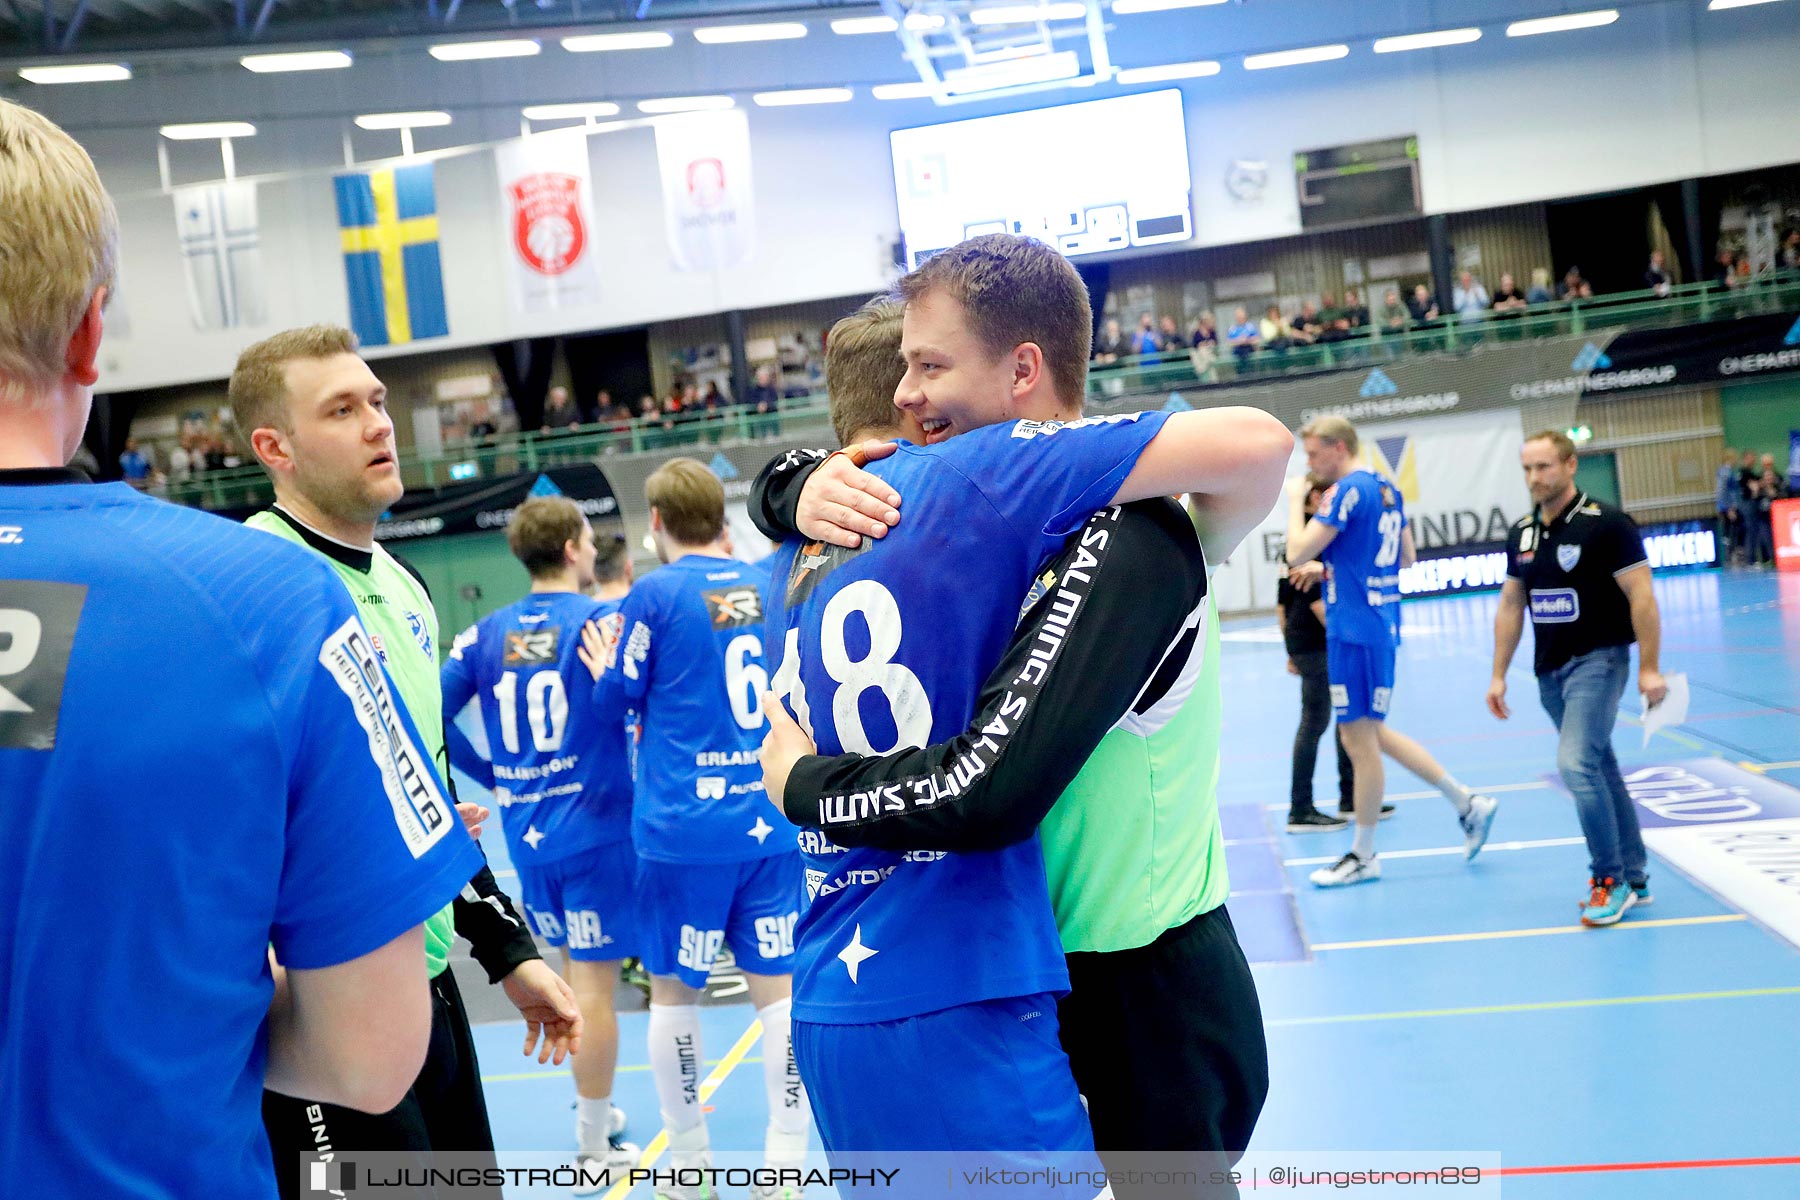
[333,163,449,347]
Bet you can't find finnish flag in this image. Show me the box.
[173,181,266,331]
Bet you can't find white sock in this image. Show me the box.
[1436,773,1475,817]
[648,1003,706,1138]
[1352,821,1377,862]
[757,997,809,1165]
[576,1095,613,1154]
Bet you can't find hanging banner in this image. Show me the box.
[1234,407,1532,612]
[173,181,266,331]
[495,131,603,314]
[653,110,755,272]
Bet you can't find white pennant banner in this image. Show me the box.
[495,131,603,313]
[653,110,756,273]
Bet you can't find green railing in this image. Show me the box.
[1087,272,1800,398]
[160,272,1800,513]
[162,395,835,512]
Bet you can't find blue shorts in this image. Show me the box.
[1328,638,1395,723]
[515,839,642,962]
[792,994,1098,1157]
[638,852,802,989]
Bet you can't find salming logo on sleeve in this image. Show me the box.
[318,615,452,858]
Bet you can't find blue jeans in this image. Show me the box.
[1537,645,1648,887]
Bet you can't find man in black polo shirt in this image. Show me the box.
[1486,431,1668,927]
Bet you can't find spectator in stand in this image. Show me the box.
[1644,251,1673,298]
[1711,249,1738,289]
[1526,268,1555,305]
[1378,289,1409,334]
[1316,293,1349,344]
[1733,255,1754,287]
[167,435,195,484]
[1718,448,1744,562]
[746,365,780,414]
[1782,231,1800,271]
[1341,289,1369,334]
[1131,313,1160,356]
[1492,273,1529,313]
[119,437,151,488]
[637,394,659,421]
[1557,267,1593,301]
[1157,314,1186,351]
[1226,306,1260,361]
[1188,311,1219,378]
[1093,317,1130,364]
[702,380,730,408]
[1406,284,1440,325]
[1291,300,1323,345]
[1258,304,1293,353]
[594,389,613,424]
[541,386,580,432]
[1453,271,1491,318]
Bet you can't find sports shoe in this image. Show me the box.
[1339,802,1396,821]
[1287,808,1350,833]
[750,1180,806,1200]
[655,1129,714,1200]
[571,1136,642,1196]
[1460,794,1498,860]
[572,1102,628,1153]
[1630,881,1653,906]
[1310,851,1381,888]
[1580,877,1638,927]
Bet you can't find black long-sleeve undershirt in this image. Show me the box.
[777,497,1209,852]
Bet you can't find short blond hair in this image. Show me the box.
[0,100,119,408]
[1300,414,1359,455]
[646,458,725,546]
[507,496,588,579]
[228,325,360,440]
[827,298,906,446]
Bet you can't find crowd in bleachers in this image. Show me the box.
[1095,242,1800,373]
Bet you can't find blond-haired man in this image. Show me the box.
[1285,415,1499,886]
[0,101,482,1197]
[229,325,581,1198]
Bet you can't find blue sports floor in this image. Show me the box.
[469,567,1800,1198]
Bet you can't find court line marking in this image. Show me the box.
[1497,1153,1800,1177]
[1748,759,1800,772]
[482,1055,765,1085]
[1283,836,1583,867]
[1267,984,1800,1027]
[1310,913,1744,951]
[1259,780,1549,812]
[601,1018,765,1200]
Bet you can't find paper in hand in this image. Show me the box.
[1642,672,1690,748]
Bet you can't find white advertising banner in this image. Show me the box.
[654,110,756,273]
[495,131,603,313]
[1221,407,1533,615]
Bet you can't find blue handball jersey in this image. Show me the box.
[0,478,482,1200]
[598,554,796,865]
[1316,468,1407,647]
[762,413,1168,1025]
[443,591,633,865]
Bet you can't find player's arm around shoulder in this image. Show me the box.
[1113,407,1293,562]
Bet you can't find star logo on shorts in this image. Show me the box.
[748,816,774,844]
[523,825,546,850]
[838,924,877,984]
